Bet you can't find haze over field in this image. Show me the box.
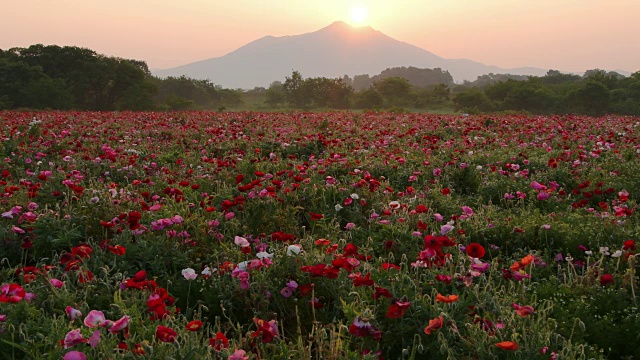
[1,0,638,79]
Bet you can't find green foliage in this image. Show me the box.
[373,77,413,107]
[283,71,354,109]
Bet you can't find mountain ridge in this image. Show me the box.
[151,21,580,88]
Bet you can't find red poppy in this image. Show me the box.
[309,212,324,221]
[623,240,636,251]
[466,243,486,258]
[71,244,93,259]
[315,238,331,246]
[424,316,444,335]
[435,274,452,284]
[512,303,535,317]
[155,325,177,342]
[386,300,411,318]
[343,243,358,256]
[128,211,142,230]
[373,286,392,300]
[352,273,374,287]
[185,320,202,331]
[108,245,126,256]
[381,263,400,271]
[436,294,459,303]
[209,332,229,350]
[600,274,614,286]
[0,283,26,303]
[495,341,519,351]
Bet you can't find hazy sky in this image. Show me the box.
[1,0,638,73]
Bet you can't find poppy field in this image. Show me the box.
[1,111,639,359]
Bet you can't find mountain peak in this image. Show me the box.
[154,22,550,88]
[320,20,374,33]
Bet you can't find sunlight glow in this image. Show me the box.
[349,5,368,26]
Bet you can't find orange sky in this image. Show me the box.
[1,0,638,73]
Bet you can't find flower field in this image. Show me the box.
[1,111,639,359]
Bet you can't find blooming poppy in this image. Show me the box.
[0,283,26,303]
[623,240,635,251]
[512,303,535,317]
[436,294,459,303]
[108,245,126,256]
[186,320,202,331]
[209,332,229,350]
[466,243,486,258]
[156,325,177,342]
[84,310,109,328]
[386,299,411,319]
[495,341,519,351]
[600,274,614,286]
[424,316,444,335]
[309,212,324,221]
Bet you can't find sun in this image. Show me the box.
[349,5,368,26]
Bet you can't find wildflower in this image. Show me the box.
[600,274,614,286]
[64,329,88,348]
[440,223,454,235]
[0,283,26,303]
[181,268,197,280]
[108,245,126,256]
[512,303,535,317]
[461,206,474,215]
[287,244,303,256]
[155,325,178,342]
[50,279,64,288]
[63,351,87,360]
[345,222,356,230]
[88,330,101,348]
[84,310,110,328]
[186,320,203,331]
[349,316,380,339]
[252,318,279,343]
[228,349,249,360]
[495,341,519,350]
[436,294,459,303]
[108,315,130,333]
[623,240,636,251]
[466,243,486,258]
[424,316,444,335]
[65,306,82,321]
[386,299,411,319]
[435,274,452,284]
[209,332,229,351]
[309,212,323,221]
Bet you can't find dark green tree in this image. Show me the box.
[373,77,412,107]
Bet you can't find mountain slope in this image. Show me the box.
[154,21,550,88]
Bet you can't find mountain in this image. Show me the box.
[153,21,551,89]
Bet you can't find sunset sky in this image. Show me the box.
[2,0,638,73]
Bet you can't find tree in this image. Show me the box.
[283,71,310,108]
[354,89,383,109]
[453,88,493,112]
[265,82,285,108]
[373,77,412,107]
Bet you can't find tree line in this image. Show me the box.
[0,44,242,111]
[1,44,639,115]
[452,70,640,116]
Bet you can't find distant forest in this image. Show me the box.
[1,44,639,115]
